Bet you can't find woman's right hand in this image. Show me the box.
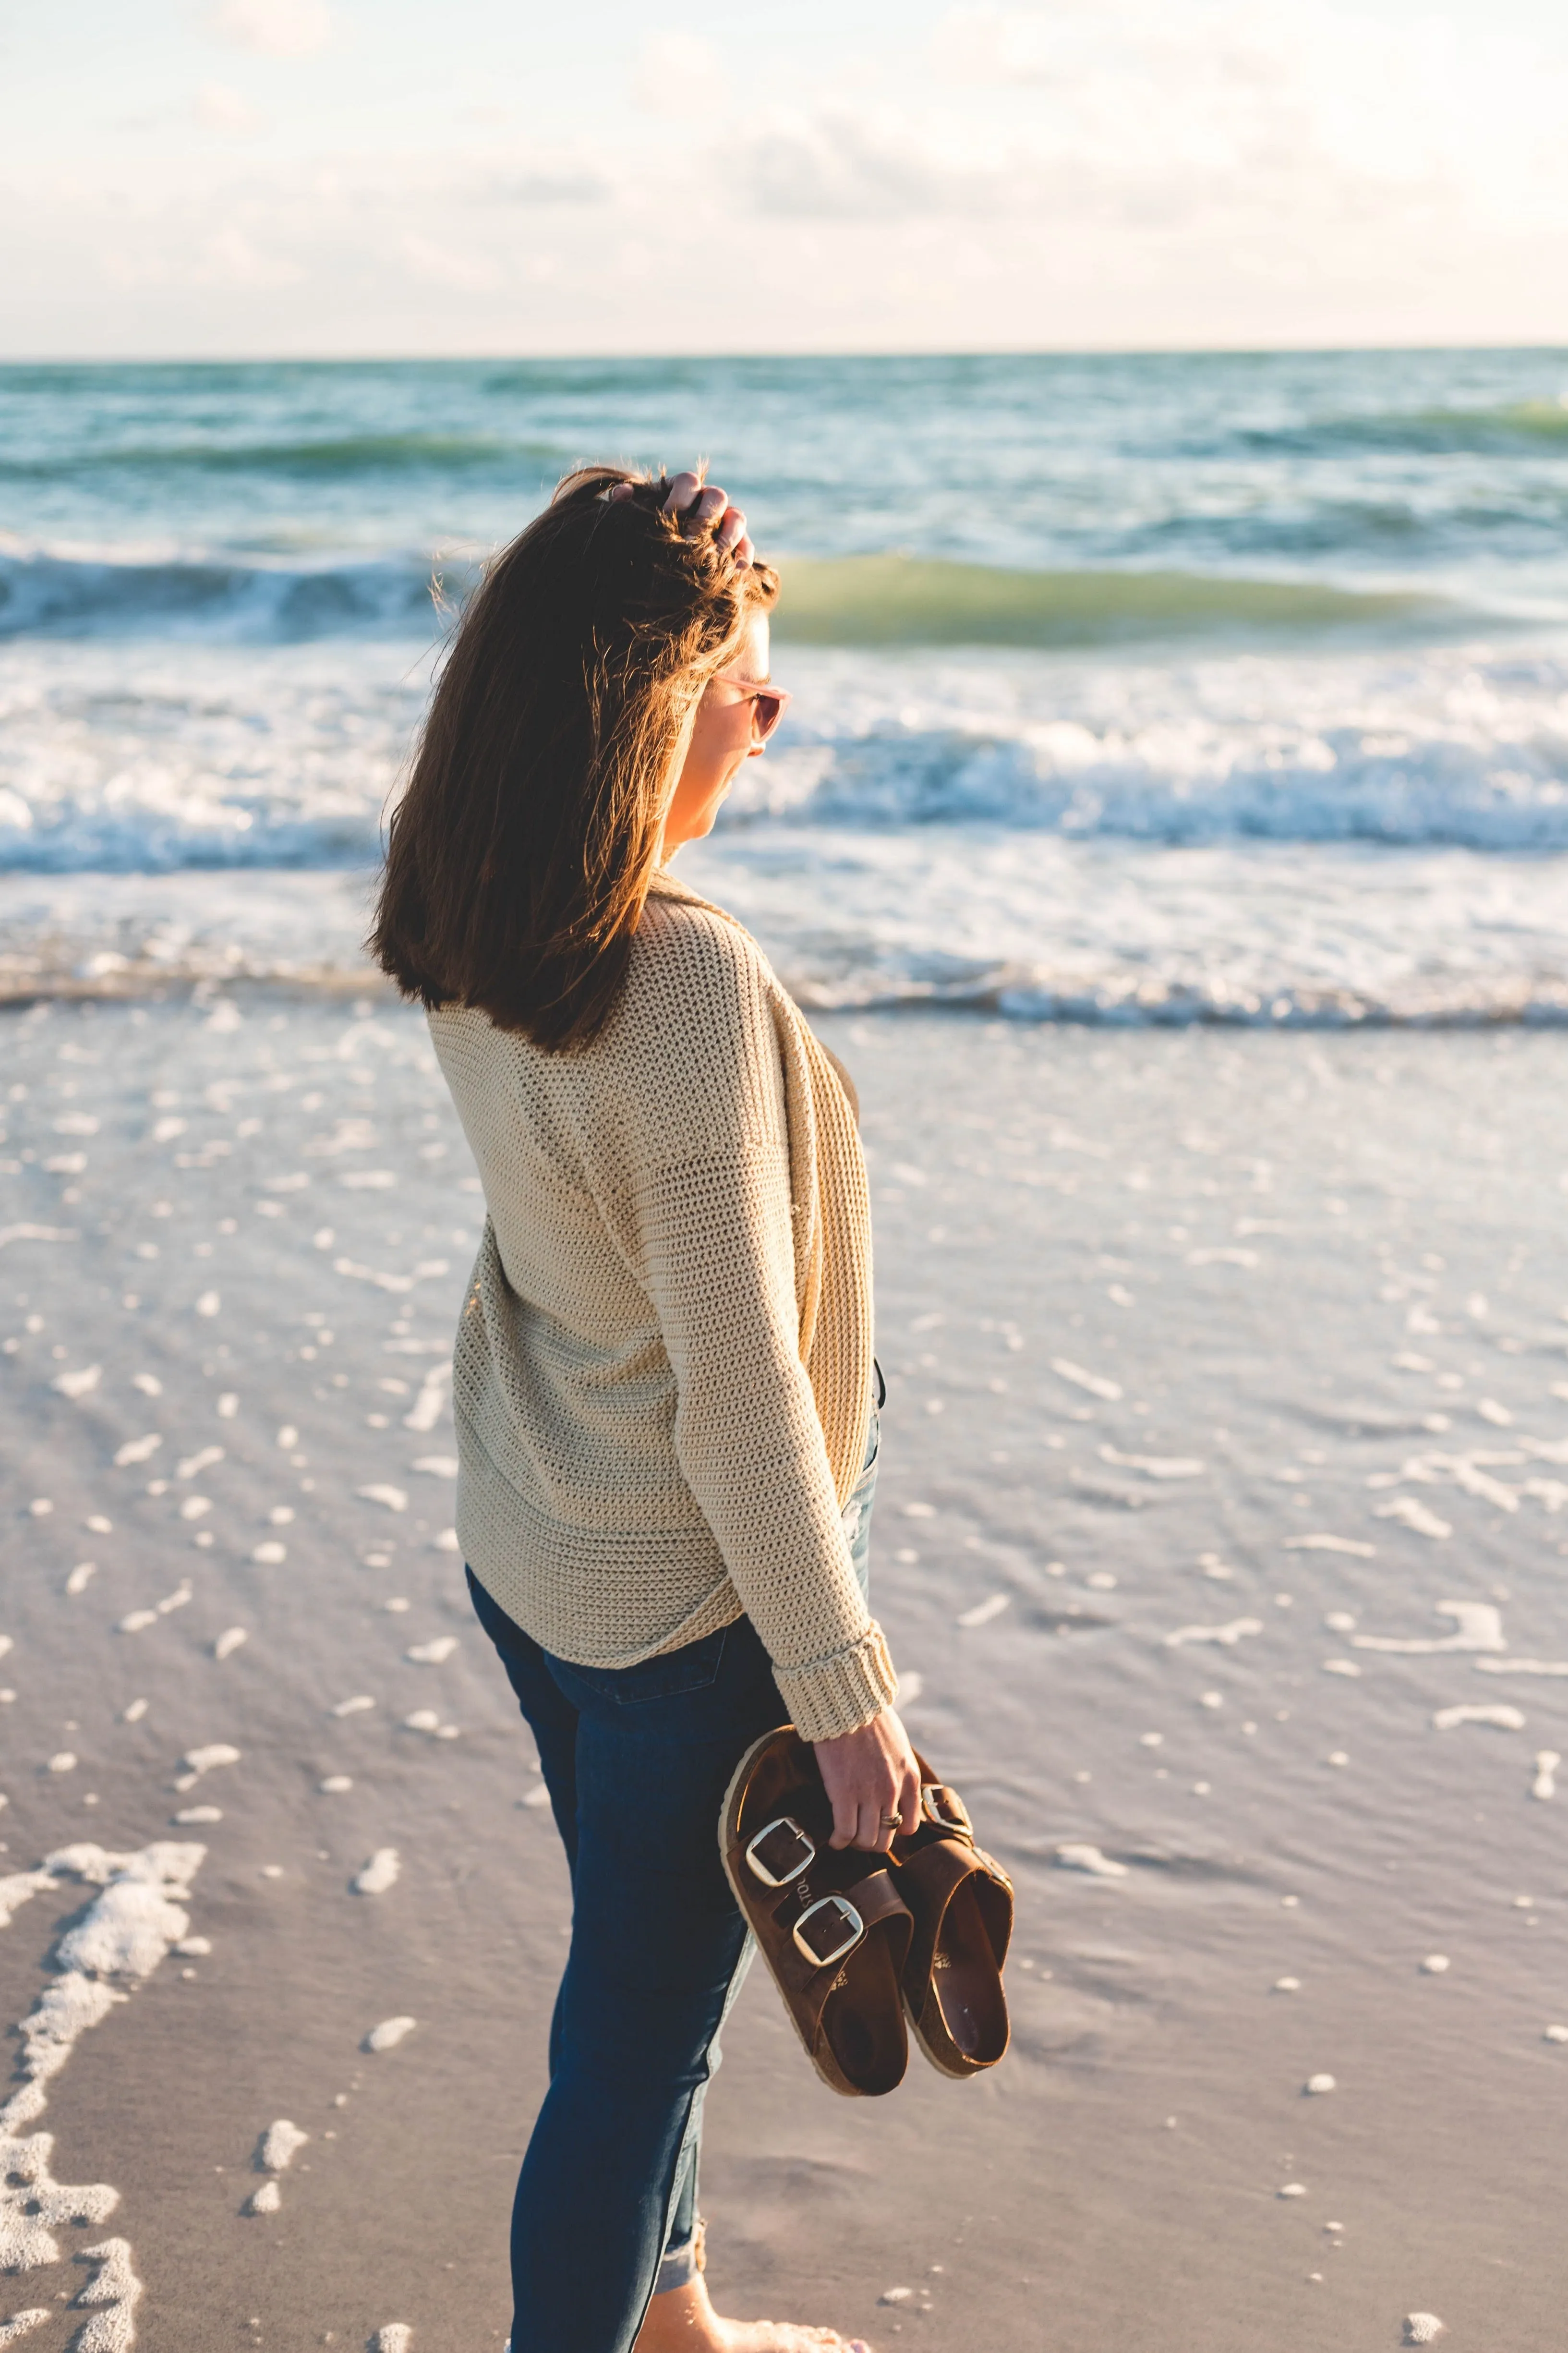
[608,468,753,562]
[662,468,755,566]
[813,1706,922,1854]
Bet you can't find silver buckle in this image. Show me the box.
[792,1894,865,1968]
[745,1815,817,1889]
[922,1783,972,1836]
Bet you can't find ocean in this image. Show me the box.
[3,348,1568,1021]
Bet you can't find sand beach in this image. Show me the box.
[4,989,1568,2351]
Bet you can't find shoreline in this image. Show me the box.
[3,1000,1567,2350]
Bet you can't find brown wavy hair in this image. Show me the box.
[370,464,779,1051]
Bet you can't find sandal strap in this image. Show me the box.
[765,1865,913,2025]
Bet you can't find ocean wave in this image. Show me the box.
[725,709,1568,852]
[0,546,457,643]
[1241,399,1568,457]
[5,635,1568,872]
[773,556,1450,649]
[9,846,1568,1031]
[0,543,1466,652]
[0,432,563,481]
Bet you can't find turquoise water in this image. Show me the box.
[2,351,1568,1019]
[5,350,1568,631]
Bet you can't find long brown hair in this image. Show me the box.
[371,465,778,1051]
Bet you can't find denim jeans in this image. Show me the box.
[472,1397,880,2353]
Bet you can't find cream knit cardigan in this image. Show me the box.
[429,869,897,1743]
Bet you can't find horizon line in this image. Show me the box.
[3,338,1568,369]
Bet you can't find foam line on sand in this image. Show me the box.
[0,1843,203,2332]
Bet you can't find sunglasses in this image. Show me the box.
[711,672,791,741]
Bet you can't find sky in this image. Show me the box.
[4,0,1568,357]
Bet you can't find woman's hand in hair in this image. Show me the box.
[813,1706,923,1854]
[661,469,754,567]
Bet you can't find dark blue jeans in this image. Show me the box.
[470,1402,880,2353]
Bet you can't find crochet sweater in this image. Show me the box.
[429,870,896,1743]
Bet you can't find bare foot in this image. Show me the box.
[633,2273,869,2353]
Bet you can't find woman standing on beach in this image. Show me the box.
[372,467,918,2353]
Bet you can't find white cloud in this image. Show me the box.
[485,165,615,208]
[749,112,1013,220]
[208,0,333,58]
[401,233,502,293]
[633,31,724,113]
[11,5,1568,358]
[193,82,265,136]
[196,225,302,286]
[926,2,1568,227]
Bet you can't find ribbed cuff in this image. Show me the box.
[772,1620,899,1743]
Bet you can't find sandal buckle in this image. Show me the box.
[921,1783,972,1836]
[792,1894,865,1968]
[745,1815,817,1889]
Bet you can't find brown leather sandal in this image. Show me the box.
[893,1753,1013,2079]
[720,1725,913,2098]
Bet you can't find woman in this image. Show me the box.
[373,465,918,2353]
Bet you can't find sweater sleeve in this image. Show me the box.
[583,904,897,1742]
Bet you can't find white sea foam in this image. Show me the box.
[1165,1618,1262,1648]
[335,1257,415,1293]
[357,1484,408,1513]
[173,1744,239,1792]
[49,1844,204,1978]
[0,1871,58,1930]
[1353,1602,1505,1655]
[1054,1844,1127,1879]
[66,2238,142,2351]
[255,2119,308,2172]
[117,1580,191,1636]
[0,1843,202,2310]
[405,1637,458,1664]
[1051,1358,1122,1401]
[956,1594,1011,1629]
[363,2015,416,2052]
[1432,1704,1524,1732]
[402,1361,452,1433]
[351,1849,401,1896]
[1373,1497,1452,1540]
[1284,1534,1376,1555]
[1099,1446,1205,1478]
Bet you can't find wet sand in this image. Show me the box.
[3,994,1568,2352]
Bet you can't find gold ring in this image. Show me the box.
[879,1812,902,1829]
